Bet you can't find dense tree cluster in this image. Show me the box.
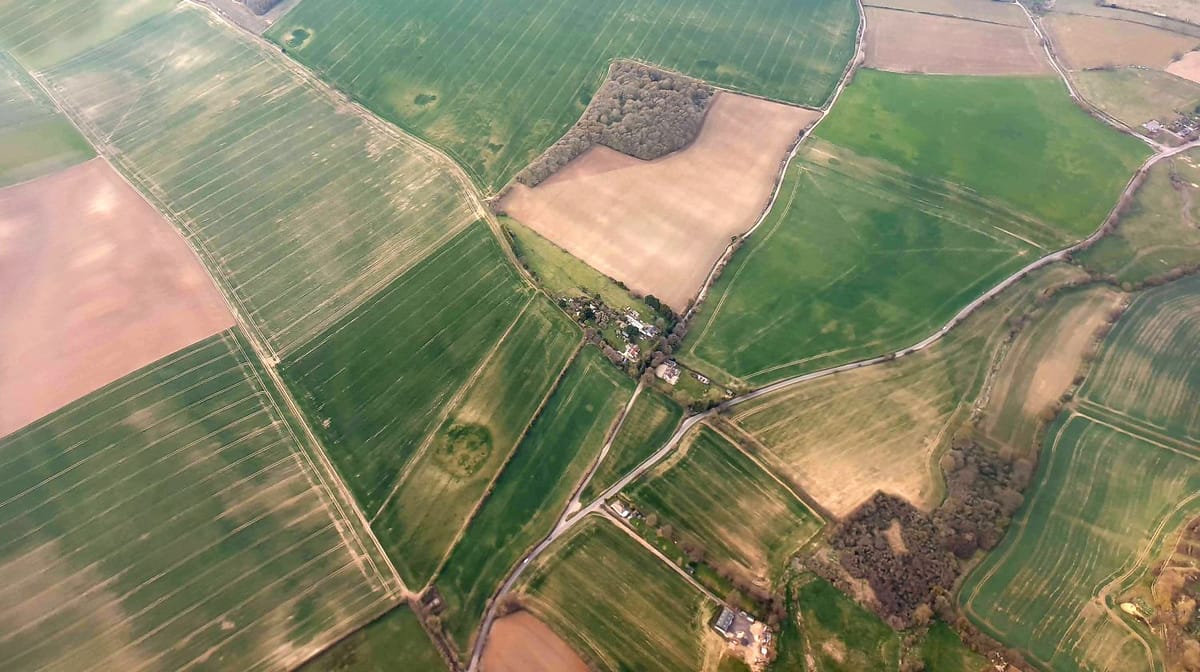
[517,61,713,186]
[933,442,1033,559]
[241,0,283,15]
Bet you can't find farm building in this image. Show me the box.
[655,361,682,385]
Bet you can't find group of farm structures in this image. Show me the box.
[6,0,1200,671]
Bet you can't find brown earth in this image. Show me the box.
[1045,14,1199,70]
[0,159,233,437]
[864,0,1029,26]
[1167,51,1200,84]
[1107,0,1200,26]
[500,92,819,311]
[1020,296,1121,418]
[481,611,590,672]
[865,8,1051,75]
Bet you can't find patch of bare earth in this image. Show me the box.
[1020,294,1123,418]
[884,519,909,555]
[1167,51,1200,84]
[481,611,590,672]
[864,8,1051,75]
[0,159,233,437]
[500,92,819,311]
[1044,15,1199,70]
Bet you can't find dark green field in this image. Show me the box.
[298,605,444,672]
[267,0,859,191]
[437,347,633,654]
[0,52,92,186]
[580,386,682,502]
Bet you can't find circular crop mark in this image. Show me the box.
[434,422,493,478]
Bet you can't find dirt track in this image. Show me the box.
[0,159,233,437]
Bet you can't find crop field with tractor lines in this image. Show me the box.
[0,0,176,70]
[267,0,859,192]
[580,385,682,503]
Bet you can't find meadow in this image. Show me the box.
[298,605,444,672]
[625,425,824,585]
[0,0,175,70]
[267,0,859,191]
[437,348,634,654]
[579,386,682,503]
[1074,68,1200,129]
[281,223,530,521]
[517,516,715,672]
[0,330,393,671]
[371,297,578,585]
[42,6,478,355]
[0,52,92,186]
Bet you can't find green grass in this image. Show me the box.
[517,516,714,672]
[266,0,859,192]
[372,297,579,585]
[784,575,902,671]
[580,385,682,502]
[0,52,92,186]
[1075,68,1200,129]
[1079,150,1200,285]
[437,347,634,654]
[817,70,1149,237]
[0,330,392,671]
[0,0,175,69]
[41,7,477,354]
[919,622,987,672]
[282,223,531,519]
[683,139,1038,384]
[626,425,824,585]
[297,606,444,672]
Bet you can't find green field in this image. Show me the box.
[626,425,824,584]
[371,297,579,585]
[298,606,444,672]
[282,223,530,519]
[0,0,175,69]
[1079,150,1200,285]
[580,385,682,502]
[0,330,393,671]
[0,52,92,186]
[1075,68,1200,129]
[918,622,988,672]
[517,516,715,671]
[437,348,634,653]
[41,7,477,354]
[267,0,859,191]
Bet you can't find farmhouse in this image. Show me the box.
[624,311,659,338]
[655,361,682,385]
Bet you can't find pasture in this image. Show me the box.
[0,330,394,671]
[500,92,818,311]
[516,516,715,672]
[1074,68,1200,129]
[42,6,478,355]
[862,0,1028,26]
[960,415,1200,672]
[0,52,92,186]
[725,264,1088,515]
[437,347,633,653]
[281,223,530,523]
[0,159,233,438]
[863,9,1049,76]
[778,575,902,671]
[0,0,174,70]
[625,425,824,584]
[341,295,576,586]
[1044,15,1198,70]
[580,386,682,502]
[1079,150,1200,284]
[267,0,859,191]
[298,605,444,672]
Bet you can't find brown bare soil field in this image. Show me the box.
[0,159,233,437]
[1167,50,1200,83]
[1045,14,1199,69]
[481,611,590,672]
[1111,0,1200,26]
[864,8,1051,75]
[864,0,1029,25]
[500,92,819,311]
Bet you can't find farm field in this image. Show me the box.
[281,223,531,520]
[1101,0,1200,26]
[1074,68,1200,129]
[862,0,1028,25]
[580,386,682,502]
[267,0,859,192]
[297,605,444,672]
[1050,0,1200,36]
[1044,14,1198,70]
[349,296,577,585]
[0,52,92,186]
[0,158,233,437]
[0,0,175,70]
[625,425,824,584]
[863,8,1050,76]
[481,612,589,672]
[1079,149,1200,284]
[437,347,633,653]
[41,6,478,356]
[1168,52,1200,84]
[500,92,819,311]
[724,264,1088,515]
[0,330,394,671]
[515,516,716,672]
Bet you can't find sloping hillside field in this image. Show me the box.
[0,330,394,670]
[268,0,859,191]
[40,6,477,356]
